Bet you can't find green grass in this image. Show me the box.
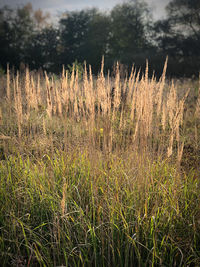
[0,152,200,266]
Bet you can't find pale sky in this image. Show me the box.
[0,0,170,20]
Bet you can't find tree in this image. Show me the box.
[11,3,35,65]
[0,6,15,69]
[108,0,153,66]
[83,11,111,72]
[59,9,94,66]
[166,0,200,38]
[59,8,111,73]
[0,3,52,70]
[25,27,60,72]
[154,0,200,76]
[33,9,50,30]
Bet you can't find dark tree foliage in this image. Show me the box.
[25,27,60,72]
[59,8,111,72]
[109,1,148,57]
[85,12,111,73]
[154,0,200,77]
[1,4,35,68]
[59,9,95,66]
[0,0,199,76]
[107,0,156,74]
[0,3,56,72]
[167,0,200,37]
[0,7,19,69]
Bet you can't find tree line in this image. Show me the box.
[0,0,199,77]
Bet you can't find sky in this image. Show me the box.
[0,0,171,20]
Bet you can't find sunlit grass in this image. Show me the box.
[0,153,200,266]
[0,61,200,266]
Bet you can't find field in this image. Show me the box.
[0,61,200,266]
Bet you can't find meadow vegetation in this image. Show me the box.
[0,60,200,266]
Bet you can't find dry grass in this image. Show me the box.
[0,61,200,266]
[0,59,195,165]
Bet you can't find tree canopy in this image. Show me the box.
[0,0,199,77]
[154,0,200,76]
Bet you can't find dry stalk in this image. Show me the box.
[55,84,62,117]
[96,57,107,117]
[30,76,38,110]
[43,117,46,136]
[156,57,168,115]
[195,75,200,116]
[61,69,69,106]
[161,103,166,131]
[167,81,177,129]
[25,68,31,116]
[167,131,174,158]
[127,65,136,102]
[0,107,2,126]
[36,74,42,107]
[130,70,140,121]
[0,135,11,140]
[112,62,121,120]
[73,70,79,119]
[14,72,23,138]
[45,72,53,119]
[177,140,184,166]
[61,177,67,216]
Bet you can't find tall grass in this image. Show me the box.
[0,60,200,266]
[0,152,200,266]
[1,59,194,161]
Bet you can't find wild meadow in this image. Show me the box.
[0,60,200,266]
